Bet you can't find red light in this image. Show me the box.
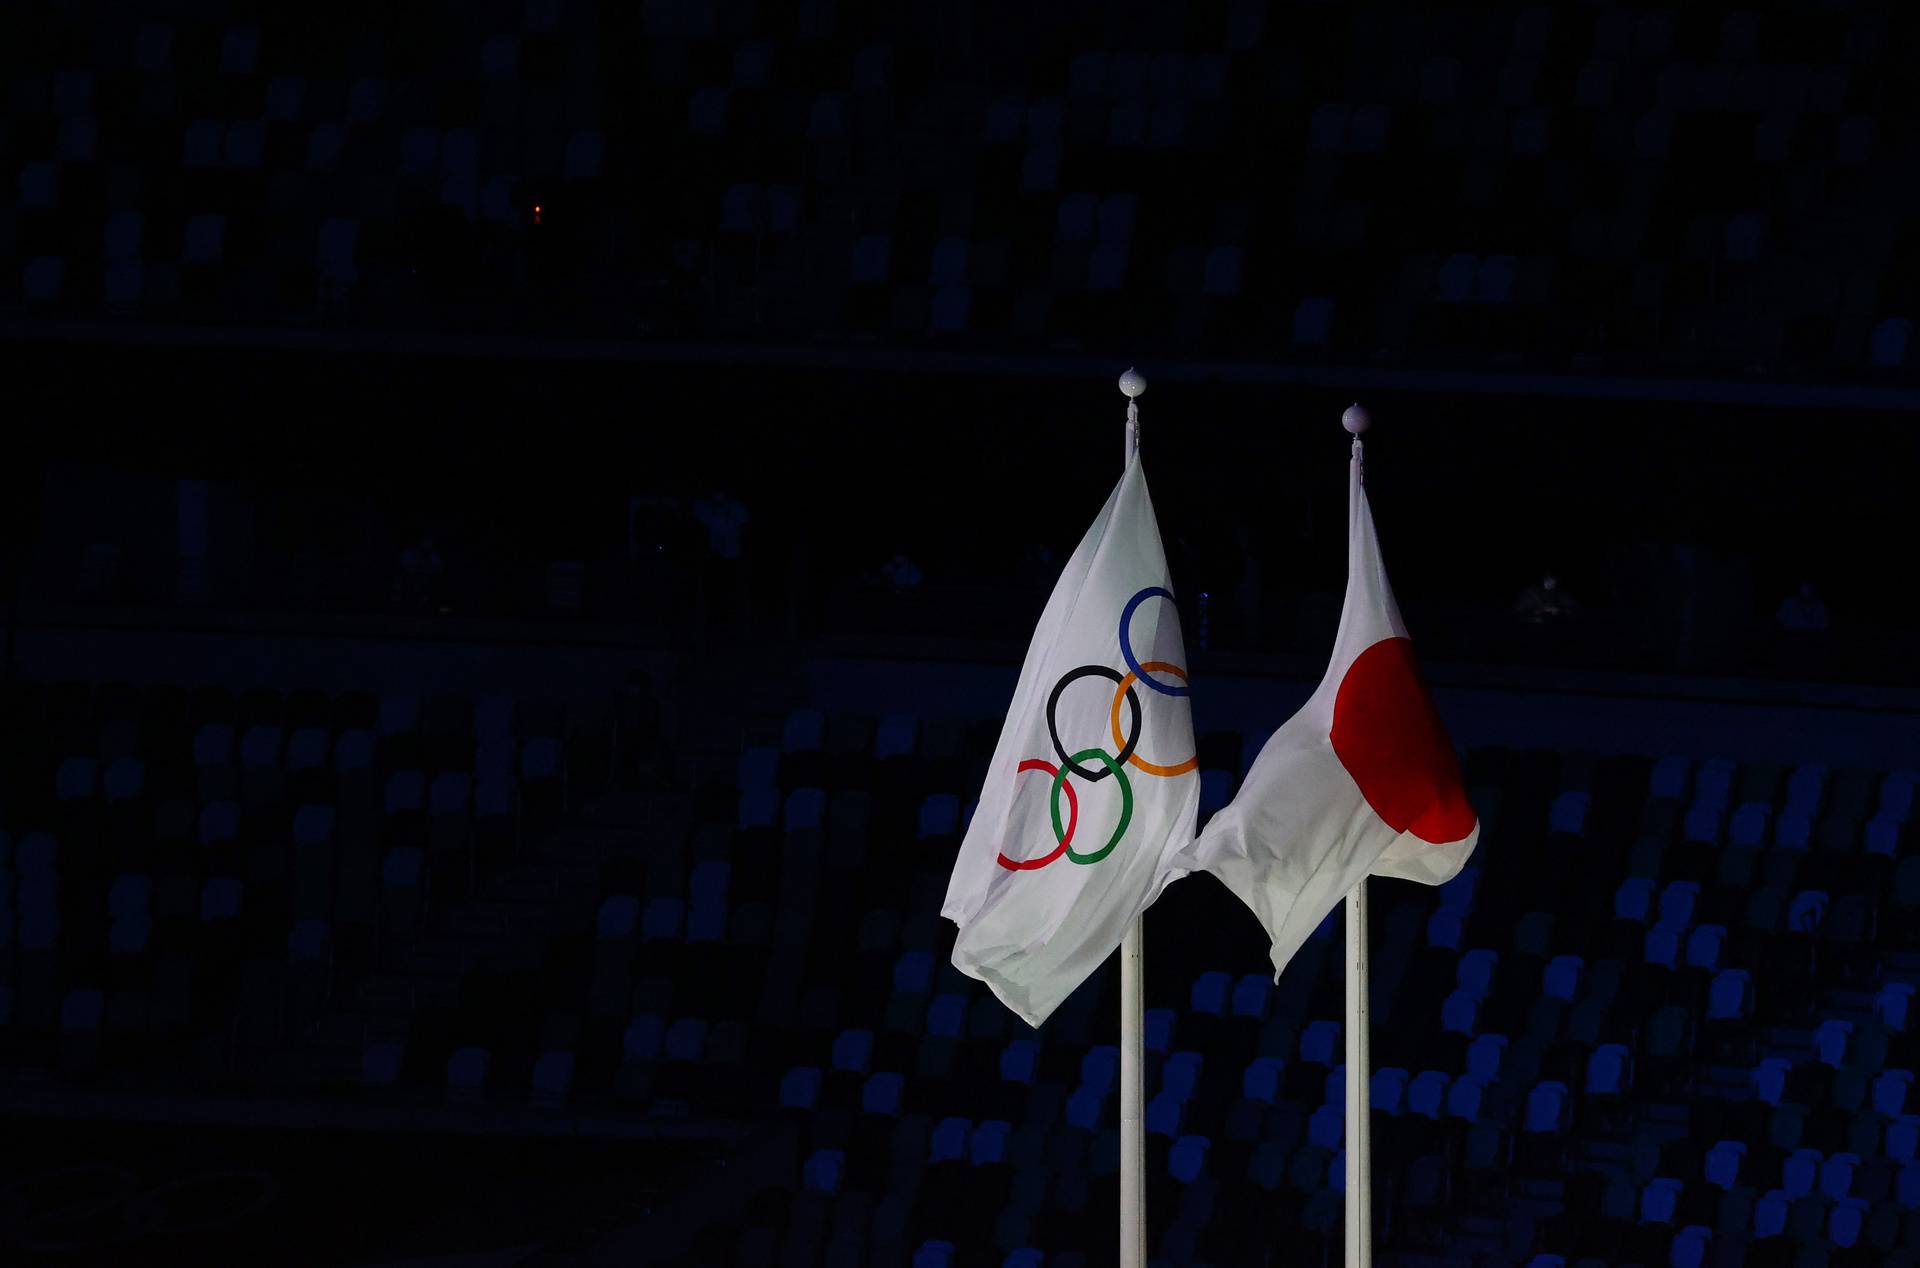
[533,204,543,225]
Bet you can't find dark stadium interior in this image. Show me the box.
[5,2,1920,1266]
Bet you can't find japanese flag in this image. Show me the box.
[1178,436,1478,980]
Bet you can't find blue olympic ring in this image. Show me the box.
[1118,587,1190,697]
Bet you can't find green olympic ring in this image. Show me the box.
[1051,747,1133,864]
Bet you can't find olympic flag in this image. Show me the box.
[1178,431,1478,982]
[942,455,1200,1028]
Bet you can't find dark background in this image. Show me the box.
[5,1,1920,1266]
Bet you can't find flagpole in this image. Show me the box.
[1118,368,1147,1268]
[1342,402,1373,1268]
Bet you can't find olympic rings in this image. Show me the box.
[1048,665,1140,781]
[997,759,1077,871]
[1000,586,1191,875]
[1110,661,1200,776]
[1054,748,1133,865]
[1118,587,1191,697]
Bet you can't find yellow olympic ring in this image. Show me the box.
[1109,660,1198,777]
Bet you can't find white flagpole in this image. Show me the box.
[1342,402,1374,1268]
[1118,368,1148,1268]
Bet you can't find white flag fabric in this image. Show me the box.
[943,457,1200,1027]
[1178,438,1477,980]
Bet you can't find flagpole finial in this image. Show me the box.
[1342,403,1371,435]
[1119,368,1147,399]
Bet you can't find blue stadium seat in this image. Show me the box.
[1669,1225,1710,1268]
[1408,1071,1449,1120]
[969,1120,1010,1165]
[1877,1070,1915,1116]
[874,715,917,759]
[532,1052,574,1108]
[1650,756,1690,801]
[929,1116,969,1163]
[1065,1086,1102,1131]
[1446,1077,1485,1122]
[1457,948,1498,998]
[1544,955,1583,1001]
[1682,802,1722,843]
[785,788,826,831]
[893,952,933,995]
[1615,877,1654,923]
[200,876,243,921]
[912,1243,954,1268]
[926,994,964,1038]
[1441,991,1479,1035]
[1243,1057,1281,1103]
[1162,1052,1201,1103]
[1640,1176,1682,1223]
[1643,925,1680,968]
[1657,881,1700,929]
[918,795,960,839]
[1169,1134,1208,1183]
[642,897,683,941]
[803,1148,845,1193]
[1898,1161,1920,1207]
[1083,1046,1119,1096]
[1467,1036,1508,1082]
[1728,801,1769,847]
[1775,808,1813,850]
[1587,1044,1632,1096]
[1144,1008,1175,1054]
[738,785,778,829]
[664,1019,706,1063]
[1367,1068,1413,1114]
[1308,1104,1343,1149]
[1883,772,1916,822]
[1300,1021,1339,1066]
[831,1029,873,1074]
[1147,1092,1182,1138]
[1001,1040,1038,1085]
[1695,759,1735,806]
[1753,1187,1790,1237]
[1524,1082,1568,1133]
[362,1041,403,1087]
[1231,974,1271,1019]
[103,758,143,801]
[596,895,639,940]
[863,1071,903,1117]
[1754,1058,1792,1106]
[1706,970,1752,1020]
[447,1047,490,1100]
[624,1016,665,1063]
[1550,791,1589,834]
[781,1066,822,1110]
[1787,889,1829,932]
[1190,971,1229,1015]
[1705,1140,1746,1190]
[1831,1196,1868,1248]
[1822,1152,1860,1201]
[1684,925,1725,969]
[1427,908,1464,949]
[1782,1148,1819,1199]
[1815,1019,1854,1068]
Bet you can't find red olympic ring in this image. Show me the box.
[996,758,1077,870]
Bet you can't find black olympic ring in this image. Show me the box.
[1047,665,1140,782]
